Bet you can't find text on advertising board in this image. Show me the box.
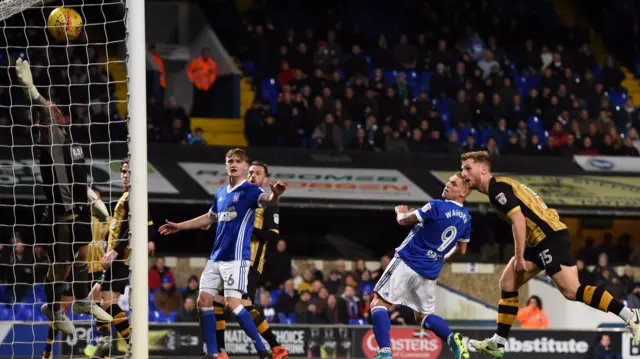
[180,163,431,201]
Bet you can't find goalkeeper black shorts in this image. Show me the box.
[524,229,576,276]
[36,205,92,264]
[101,261,130,294]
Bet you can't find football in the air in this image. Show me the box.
[47,7,83,41]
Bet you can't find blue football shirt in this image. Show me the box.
[208,180,264,261]
[396,199,471,279]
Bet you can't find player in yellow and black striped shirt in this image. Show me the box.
[85,158,155,359]
[213,161,289,359]
[460,151,640,358]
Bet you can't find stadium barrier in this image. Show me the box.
[4,143,640,216]
[2,321,634,359]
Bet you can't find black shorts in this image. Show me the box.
[101,261,130,294]
[241,268,261,301]
[61,271,103,297]
[524,229,576,276]
[37,205,92,264]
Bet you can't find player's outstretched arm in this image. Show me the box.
[158,212,216,235]
[259,181,287,206]
[395,205,420,226]
[15,58,57,122]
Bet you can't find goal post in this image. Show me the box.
[0,0,148,357]
[127,0,149,357]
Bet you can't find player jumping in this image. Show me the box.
[213,161,289,359]
[159,148,286,359]
[41,188,110,359]
[370,172,472,359]
[16,58,111,334]
[460,151,640,358]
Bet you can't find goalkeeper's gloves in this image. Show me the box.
[88,187,109,222]
[15,58,40,100]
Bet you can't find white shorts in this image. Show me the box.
[374,256,436,314]
[199,259,250,298]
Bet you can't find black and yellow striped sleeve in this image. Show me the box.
[488,180,521,218]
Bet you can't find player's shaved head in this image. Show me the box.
[460,151,492,169]
[225,148,248,162]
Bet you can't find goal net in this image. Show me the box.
[0,0,145,358]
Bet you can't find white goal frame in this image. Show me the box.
[127,0,149,357]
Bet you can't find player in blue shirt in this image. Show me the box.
[370,172,472,359]
[159,149,286,359]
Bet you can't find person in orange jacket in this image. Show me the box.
[517,295,549,329]
[187,47,217,117]
[148,44,166,101]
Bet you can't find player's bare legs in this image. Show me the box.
[470,257,541,358]
[371,294,468,359]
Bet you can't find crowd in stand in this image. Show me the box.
[240,2,640,156]
[142,233,640,326]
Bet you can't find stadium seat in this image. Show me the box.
[270,289,281,305]
[335,68,345,80]
[149,310,169,323]
[0,306,12,321]
[609,91,627,108]
[349,319,367,325]
[243,60,256,77]
[168,311,178,322]
[526,116,543,134]
[260,78,278,96]
[479,128,496,146]
[436,99,452,117]
[34,286,46,302]
[405,71,420,86]
[13,303,35,321]
[457,128,477,145]
[277,312,289,324]
[383,70,398,84]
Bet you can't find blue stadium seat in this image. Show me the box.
[34,286,46,302]
[405,71,420,87]
[13,303,35,321]
[0,286,8,303]
[335,68,345,80]
[243,61,256,77]
[526,116,543,134]
[270,289,281,305]
[365,56,372,65]
[0,306,13,320]
[457,128,477,145]
[149,310,168,323]
[479,129,496,146]
[349,319,367,325]
[609,91,627,108]
[383,70,398,84]
[260,78,278,96]
[435,99,452,117]
[168,311,178,323]
[277,312,289,324]
[593,65,602,77]
[420,72,432,86]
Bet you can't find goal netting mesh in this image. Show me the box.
[0,0,130,358]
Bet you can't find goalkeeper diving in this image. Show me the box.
[15,58,112,334]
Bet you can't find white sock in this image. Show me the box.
[492,334,507,346]
[620,307,635,323]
